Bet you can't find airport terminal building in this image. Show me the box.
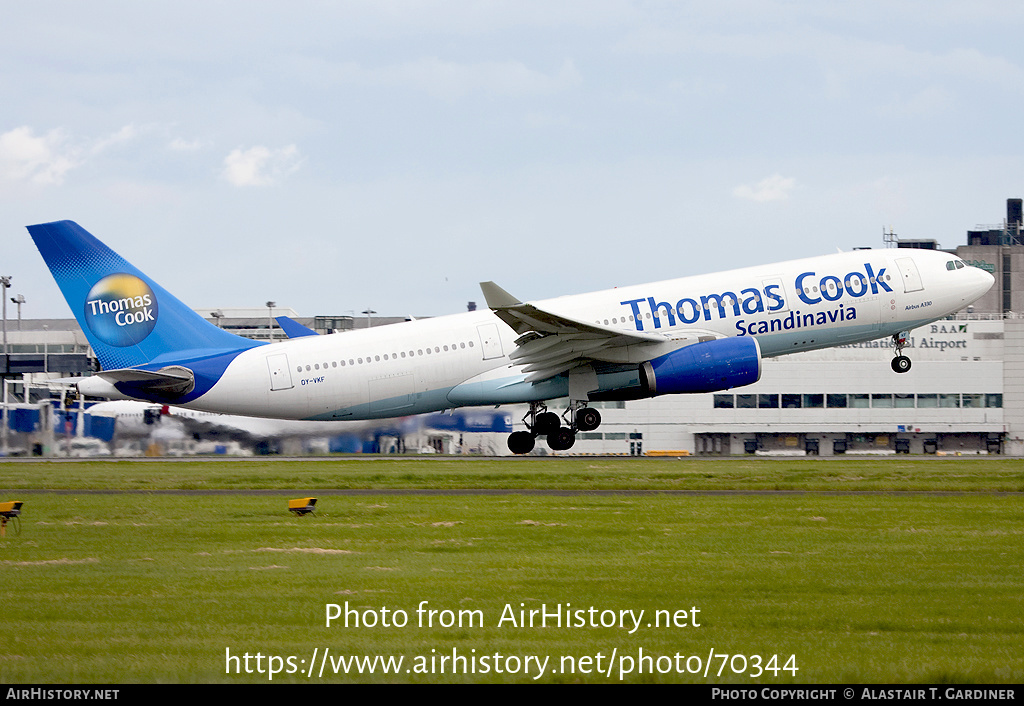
[558,315,1020,456]
[3,199,1023,457]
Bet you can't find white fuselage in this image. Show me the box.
[191,248,993,421]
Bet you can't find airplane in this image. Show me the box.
[84,399,512,454]
[28,220,994,454]
[87,399,360,442]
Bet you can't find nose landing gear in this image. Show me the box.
[891,331,911,373]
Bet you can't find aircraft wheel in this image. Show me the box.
[575,407,602,432]
[507,431,536,455]
[534,412,561,435]
[891,355,912,374]
[547,427,576,451]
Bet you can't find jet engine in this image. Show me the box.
[639,336,761,397]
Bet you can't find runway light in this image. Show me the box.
[0,500,23,537]
[288,497,317,516]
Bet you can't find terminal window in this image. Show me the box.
[803,394,824,408]
[710,393,1001,410]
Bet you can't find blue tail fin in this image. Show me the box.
[28,220,261,372]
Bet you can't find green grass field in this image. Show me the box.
[3,455,1023,491]
[1,457,1022,683]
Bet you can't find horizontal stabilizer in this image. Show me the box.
[78,366,195,398]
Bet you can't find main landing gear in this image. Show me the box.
[891,331,912,373]
[507,401,602,455]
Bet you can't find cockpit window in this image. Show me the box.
[955,260,965,269]
[946,261,956,270]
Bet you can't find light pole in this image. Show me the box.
[362,308,376,329]
[266,301,276,341]
[210,310,224,328]
[0,277,8,457]
[11,294,24,331]
[0,276,10,358]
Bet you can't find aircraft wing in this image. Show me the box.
[481,281,693,383]
[480,282,665,340]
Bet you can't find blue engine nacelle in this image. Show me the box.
[639,336,761,396]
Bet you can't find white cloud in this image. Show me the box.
[617,23,1024,99]
[221,144,302,187]
[0,126,80,185]
[89,124,140,155]
[168,137,206,152]
[0,123,145,187]
[320,57,581,99]
[733,174,797,202]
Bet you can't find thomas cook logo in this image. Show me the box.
[83,274,159,347]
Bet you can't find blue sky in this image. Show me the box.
[3,1,1022,319]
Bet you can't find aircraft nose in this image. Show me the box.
[967,265,995,301]
[976,266,995,291]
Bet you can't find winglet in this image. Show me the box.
[480,281,522,309]
[275,316,319,338]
